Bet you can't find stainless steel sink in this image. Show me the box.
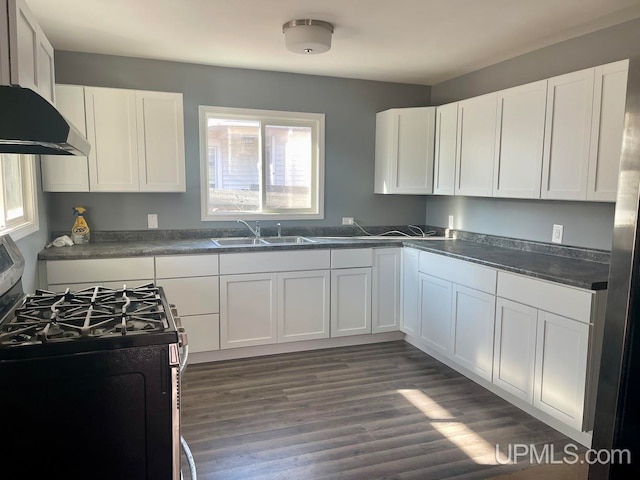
[211,237,268,246]
[262,236,317,244]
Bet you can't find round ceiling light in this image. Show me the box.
[282,19,334,55]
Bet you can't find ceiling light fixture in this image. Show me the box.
[282,19,334,55]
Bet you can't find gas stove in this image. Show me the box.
[0,235,191,479]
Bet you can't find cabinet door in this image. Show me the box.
[493,298,538,403]
[493,80,547,198]
[181,314,220,353]
[277,270,330,342]
[455,92,498,196]
[433,103,458,195]
[419,273,452,356]
[219,273,277,349]
[400,248,420,336]
[136,91,186,192]
[372,248,400,333]
[374,108,435,194]
[4,0,54,102]
[541,68,594,200]
[156,276,219,316]
[450,285,496,381]
[534,311,589,430]
[330,267,372,337]
[587,60,628,202]
[41,85,90,192]
[85,87,139,192]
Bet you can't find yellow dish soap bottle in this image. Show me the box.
[71,207,90,244]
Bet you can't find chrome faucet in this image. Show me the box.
[277,223,282,238]
[237,219,260,238]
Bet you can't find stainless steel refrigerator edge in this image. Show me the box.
[591,56,640,478]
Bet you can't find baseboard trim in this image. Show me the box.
[189,331,404,363]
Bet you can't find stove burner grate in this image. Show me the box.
[0,283,169,346]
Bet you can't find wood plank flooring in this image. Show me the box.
[180,341,584,480]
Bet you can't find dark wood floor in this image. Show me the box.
[180,341,583,480]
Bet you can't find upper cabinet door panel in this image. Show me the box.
[41,85,89,192]
[394,107,434,194]
[5,0,55,103]
[587,60,629,202]
[136,91,186,192]
[85,87,139,192]
[493,80,547,199]
[374,107,435,195]
[433,103,458,195]
[541,68,594,200]
[455,92,498,197]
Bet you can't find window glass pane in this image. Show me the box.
[206,117,261,214]
[2,154,24,221]
[265,125,312,209]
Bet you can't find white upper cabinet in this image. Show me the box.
[41,85,90,192]
[433,102,458,195]
[136,90,186,192]
[0,0,55,102]
[85,87,140,192]
[78,86,186,193]
[493,80,547,198]
[455,92,498,196]
[541,68,595,200]
[587,59,629,202]
[375,107,435,194]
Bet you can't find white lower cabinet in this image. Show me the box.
[418,273,452,356]
[331,267,372,337]
[219,273,277,349]
[450,284,496,381]
[372,248,401,333]
[534,310,590,430]
[278,270,330,342]
[181,315,220,354]
[400,248,420,336]
[493,298,538,402]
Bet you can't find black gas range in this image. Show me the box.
[0,235,193,479]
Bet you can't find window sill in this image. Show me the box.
[202,212,324,222]
[5,220,39,242]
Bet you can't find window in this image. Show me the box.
[199,106,324,220]
[0,154,38,240]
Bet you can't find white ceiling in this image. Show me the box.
[27,0,640,85]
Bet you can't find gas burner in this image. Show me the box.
[1,283,170,346]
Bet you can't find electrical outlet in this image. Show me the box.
[448,215,454,230]
[148,214,158,229]
[342,217,354,225]
[552,224,563,244]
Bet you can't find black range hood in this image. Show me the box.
[0,85,90,156]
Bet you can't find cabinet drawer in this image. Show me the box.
[157,276,219,316]
[156,254,219,278]
[497,271,594,323]
[46,257,154,284]
[219,250,330,275]
[331,248,373,268]
[418,251,496,294]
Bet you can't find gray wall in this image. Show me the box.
[16,161,48,293]
[425,18,640,251]
[47,52,431,232]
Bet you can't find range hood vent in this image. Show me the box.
[0,86,90,156]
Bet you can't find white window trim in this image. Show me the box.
[199,105,325,221]
[1,155,39,241]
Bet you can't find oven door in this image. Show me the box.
[0,344,177,480]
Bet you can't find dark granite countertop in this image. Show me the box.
[402,240,609,291]
[37,236,610,291]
